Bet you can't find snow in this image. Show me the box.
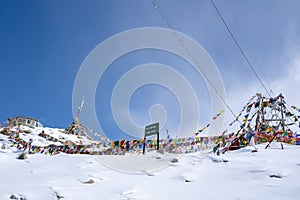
[1,127,300,199]
[16,126,94,146]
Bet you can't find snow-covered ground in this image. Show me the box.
[1,127,300,200]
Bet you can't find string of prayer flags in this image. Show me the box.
[80,123,110,143]
[291,105,300,113]
[213,143,220,153]
[243,114,249,122]
[246,102,254,112]
[221,129,228,136]
[285,111,294,117]
[195,109,225,135]
[229,95,257,126]
[293,115,299,122]
[262,101,270,108]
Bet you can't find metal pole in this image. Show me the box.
[157,132,159,150]
[279,94,285,149]
[143,136,146,154]
[255,95,262,132]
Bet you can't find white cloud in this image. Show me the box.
[270,55,300,107]
[220,52,300,134]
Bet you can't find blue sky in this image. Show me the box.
[1,0,300,140]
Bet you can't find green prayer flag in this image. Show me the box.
[213,143,221,153]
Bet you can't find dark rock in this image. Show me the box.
[55,193,64,199]
[83,179,94,184]
[23,130,31,134]
[270,174,282,178]
[57,195,64,199]
[10,195,17,199]
[184,178,193,182]
[17,152,27,160]
[210,156,228,163]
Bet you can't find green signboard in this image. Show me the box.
[143,122,160,154]
[145,122,159,137]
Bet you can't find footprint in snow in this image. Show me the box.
[208,155,228,163]
[119,189,137,200]
[268,170,288,179]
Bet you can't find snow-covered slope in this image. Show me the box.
[1,125,96,146]
[1,129,300,200]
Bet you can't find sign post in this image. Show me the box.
[143,122,159,154]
